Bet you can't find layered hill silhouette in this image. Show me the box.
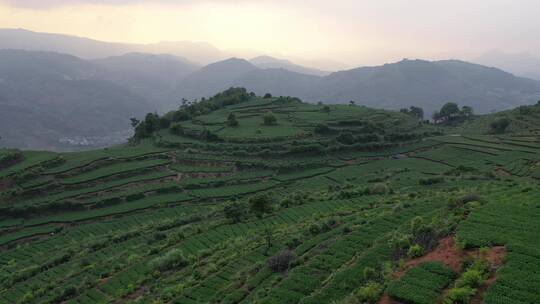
[0,50,152,150]
[179,58,540,115]
[0,28,225,65]
[1,30,540,150]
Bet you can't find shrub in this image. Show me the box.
[223,201,245,223]
[489,118,510,134]
[314,124,331,134]
[443,287,476,304]
[407,244,424,258]
[309,223,321,235]
[150,249,189,272]
[355,282,383,303]
[419,177,444,185]
[263,112,277,125]
[448,193,483,210]
[172,110,190,122]
[455,269,484,288]
[363,267,377,280]
[227,113,239,127]
[170,123,183,135]
[337,131,355,145]
[268,250,296,273]
[249,193,274,217]
[369,183,391,195]
[200,129,220,142]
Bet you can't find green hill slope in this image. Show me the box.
[0,90,539,304]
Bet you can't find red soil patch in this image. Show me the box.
[482,246,506,267]
[470,246,507,304]
[394,236,464,278]
[381,236,507,304]
[379,294,402,304]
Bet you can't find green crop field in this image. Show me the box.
[1,89,539,304]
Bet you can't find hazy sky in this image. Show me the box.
[1,0,539,68]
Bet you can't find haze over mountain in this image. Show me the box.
[474,50,540,81]
[250,56,330,77]
[0,50,152,150]
[0,28,225,65]
[177,58,259,99]
[182,58,540,115]
[92,53,200,112]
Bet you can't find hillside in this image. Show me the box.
[316,59,540,114]
[0,50,153,150]
[176,58,540,115]
[92,53,200,112]
[250,56,330,76]
[177,58,259,99]
[0,89,539,304]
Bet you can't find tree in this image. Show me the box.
[461,106,474,118]
[159,117,171,129]
[144,113,160,134]
[314,124,330,134]
[490,118,510,134]
[130,118,140,128]
[355,282,383,304]
[409,106,424,120]
[227,112,239,127]
[263,112,277,125]
[321,105,331,114]
[172,110,190,122]
[263,93,273,99]
[433,102,462,124]
[267,250,296,272]
[200,129,220,142]
[349,100,356,106]
[440,102,460,117]
[249,194,273,217]
[169,123,183,135]
[223,201,245,223]
[401,106,424,121]
[337,131,355,145]
[179,98,188,109]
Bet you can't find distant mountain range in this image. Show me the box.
[249,56,330,76]
[0,50,152,150]
[179,58,540,115]
[1,29,540,150]
[0,28,225,65]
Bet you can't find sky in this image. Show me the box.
[0,0,539,69]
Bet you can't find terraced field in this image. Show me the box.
[1,92,539,303]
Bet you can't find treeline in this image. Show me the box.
[0,150,22,170]
[432,102,474,125]
[131,88,254,140]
